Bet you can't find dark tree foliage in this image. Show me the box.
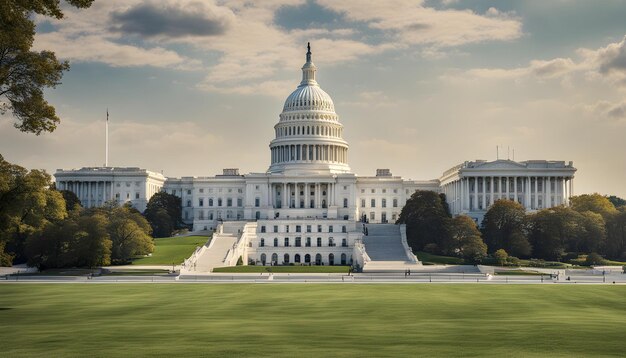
[0,0,93,134]
[605,208,626,260]
[396,190,451,254]
[607,195,626,209]
[145,192,182,237]
[481,200,531,257]
[59,189,81,212]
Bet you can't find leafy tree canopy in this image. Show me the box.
[481,200,530,257]
[0,0,93,134]
[570,194,617,219]
[145,191,182,238]
[396,190,451,254]
[607,195,626,209]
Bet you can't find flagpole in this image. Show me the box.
[105,109,109,167]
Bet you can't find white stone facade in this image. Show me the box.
[54,45,577,267]
[55,167,166,212]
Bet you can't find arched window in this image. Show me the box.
[329,253,335,266]
[261,253,267,265]
[284,253,290,264]
[295,254,301,263]
[341,253,347,265]
[315,253,322,265]
[271,253,278,264]
[305,254,311,263]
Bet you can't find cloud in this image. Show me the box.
[110,1,233,38]
[584,100,626,121]
[316,1,523,47]
[466,57,578,80]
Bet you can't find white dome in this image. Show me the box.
[283,84,335,113]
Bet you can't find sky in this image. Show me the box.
[1,0,625,198]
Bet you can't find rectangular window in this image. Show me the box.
[227,198,232,207]
[255,198,260,207]
[296,225,301,233]
[295,237,301,247]
[317,238,322,247]
[135,193,140,199]
[273,225,278,233]
[382,189,386,193]
[371,199,376,207]
[317,225,322,233]
[329,225,333,233]
[237,198,243,207]
[199,188,204,193]
[306,237,311,247]
[343,198,348,208]
[361,199,365,208]
[393,199,398,207]
[382,199,386,208]
[199,198,204,207]
[187,190,191,195]
[342,225,347,233]
[306,225,311,233]
[286,225,290,233]
[371,189,375,193]
[284,238,289,247]
[394,189,398,194]
[260,226,266,233]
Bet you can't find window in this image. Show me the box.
[306,225,311,233]
[392,213,397,221]
[209,198,214,206]
[261,226,266,233]
[273,238,278,247]
[383,189,386,193]
[284,238,289,247]
[199,198,204,207]
[199,211,204,220]
[261,253,266,264]
[305,254,311,263]
[199,188,204,193]
[272,253,278,263]
[187,190,191,195]
[394,189,398,194]
[272,225,278,233]
[237,198,243,207]
[382,199,387,208]
[294,254,301,263]
[228,189,232,193]
[115,193,120,199]
[341,253,347,265]
[255,185,259,190]
[342,225,346,233]
[295,237,301,247]
[371,199,376,207]
[284,254,290,264]
[218,198,222,206]
[342,238,347,247]
[187,200,191,207]
[135,193,140,199]
[296,225,301,233]
[361,199,365,207]
[227,198,232,207]
[370,212,375,220]
[361,189,365,193]
[343,186,347,190]
[329,225,334,233]
[371,189,375,193]
[126,193,130,199]
[286,225,290,233]
[329,238,335,247]
[317,238,322,247]
[238,188,243,193]
[393,199,398,207]
[306,237,311,247]
[343,198,348,208]
[317,225,322,233]
[255,198,260,207]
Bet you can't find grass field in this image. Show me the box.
[0,284,623,357]
[131,235,210,265]
[213,265,349,273]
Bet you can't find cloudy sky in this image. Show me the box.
[1,0,625,198]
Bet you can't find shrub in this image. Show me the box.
[585,252,605,266]
[494,249,508,266]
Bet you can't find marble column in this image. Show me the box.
[482,177,486,210]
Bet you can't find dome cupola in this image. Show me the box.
[268,43,350,175]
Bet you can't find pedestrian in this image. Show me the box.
[408,269,411,276]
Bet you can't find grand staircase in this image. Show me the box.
[361,224,421,272]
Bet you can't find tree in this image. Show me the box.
[72,213,111,268]
[144,192,182,238]
[59,189,81,212]
[107,206,153,264]
[585,252,605,266]
[396,191,451,254]
[494,249,508,266]
[570,194,617,219]
[607,195,626,209]
[481,200,530,257]
[0,154,67,265]
[448,215,487,262]
[0,0,93,134]
[605,209,626,260]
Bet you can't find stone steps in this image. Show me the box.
[362,224,412,262]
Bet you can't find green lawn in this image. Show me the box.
[213,265,349,273]
[131,235,210,265]
[0,284,623,357]
[415,251,466,265]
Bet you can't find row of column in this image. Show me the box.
[271,144,347,164]
[443,176,574,213]
[57,180,115,208]
[270,182,337,209]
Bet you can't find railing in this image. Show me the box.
[399,224,420,264]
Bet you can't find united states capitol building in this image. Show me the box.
[55,45,577,270]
